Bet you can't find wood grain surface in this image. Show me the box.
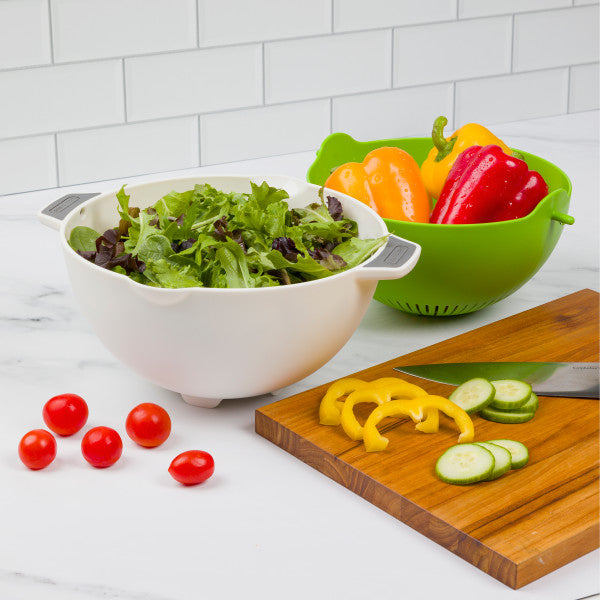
[255,289,600,589]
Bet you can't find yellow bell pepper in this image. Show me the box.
[363,395,474,452]
[420,116,511,200]
[340,379,428,441]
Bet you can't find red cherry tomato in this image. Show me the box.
[81,426,123,468]
[125,403,171,448]
[18,429,57,470]
[42,393,89,436]
[168,450,214,486]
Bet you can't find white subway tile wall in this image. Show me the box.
[332,84,454,140]
[0,61,124,138]
[57,117,199,186]
[569,63,600,112]
[200,100,330,165]
[0,0,51,69]
[198,0,331,46]
[265,30,392,103]
[51,0,198,62]
[458,0,571,18]
[125,45,262,121]
[393,17,512,87]
[0,0,597,195]
[333,0,457,31]
[513,5,599,71]
[0,135,56,195]
[454,69,570,126]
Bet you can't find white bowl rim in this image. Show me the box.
[57,173,392,295]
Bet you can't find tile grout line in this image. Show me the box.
[566,66,572,114]
[47,0,60,186]
[122,59,128,122]
[452,81,457,128]
[390,28,395,89]
[53,133,60,187]
[46,0,55,63]
[330,0,334,32]
[195,0,200,48]
[197,115,202,167]
[261,43,266,105]
[510,14,515,73]
[328,0,334,134]
[47,0,59,185]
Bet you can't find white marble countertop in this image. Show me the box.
[1,111,598,600]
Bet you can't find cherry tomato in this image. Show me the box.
[18,429,57,470]
[42,393,89,436]
[168,450,214,486]
[81,426,123,468]
[125,403,171,448]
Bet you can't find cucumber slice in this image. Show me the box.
[475,442,512,480]
[480,405,535,424]
[449,378,495,414]
[488,439,529,469]
[510,392,539,414]
[490,379,532,410]
[486,392,539,417]
[435,443,495,485]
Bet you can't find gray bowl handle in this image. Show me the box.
[38,193,100,230]
[357,234,421,281]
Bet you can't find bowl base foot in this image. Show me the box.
[180,394,222,408]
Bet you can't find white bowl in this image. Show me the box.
[39,175,420,407]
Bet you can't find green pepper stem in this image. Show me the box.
[432,116,457,162]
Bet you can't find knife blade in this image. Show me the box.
[394,362,599,398]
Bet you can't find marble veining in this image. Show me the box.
[0,568,175,600]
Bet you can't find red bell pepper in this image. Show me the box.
[430,145,549,224]
[491,170,549,221]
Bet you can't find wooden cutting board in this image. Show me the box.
[255,289,599,589]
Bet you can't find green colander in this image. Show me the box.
[307,133,574,316]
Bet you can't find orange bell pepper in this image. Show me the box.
[325,147,430,222]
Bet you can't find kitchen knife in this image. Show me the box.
[394,362,599,398]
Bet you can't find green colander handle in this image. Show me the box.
[551,211,575,225]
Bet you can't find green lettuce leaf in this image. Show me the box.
[69,226,100,252]
[332,236,388,270]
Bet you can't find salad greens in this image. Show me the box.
[68,181,386,289]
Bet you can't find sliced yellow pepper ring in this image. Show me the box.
[340,389,389,441]
[340,380,428,441]
[319,377,421,426]
[319,378,369,426]
[363,395,474,452]
[414,408,439,434]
